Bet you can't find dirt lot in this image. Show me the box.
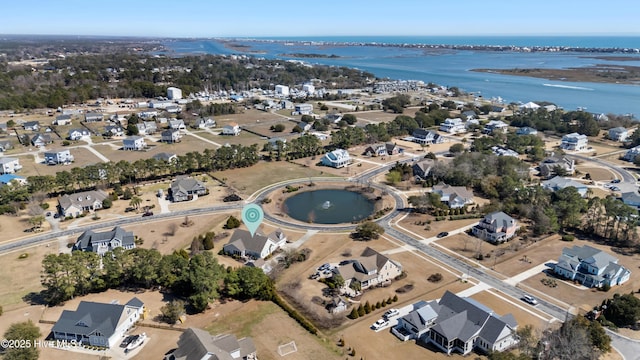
[0,242,53,311]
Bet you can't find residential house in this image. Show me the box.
[332,247,402,294]
[267,137,286,150]
[554,245,631,288]
[439,118,467,133]
[609,127,629,142]
[0,157,22,174]
[483,120,508,134]
[298,121,312,132]
[193,118,216,129]
[170,177,207,202]
[321,149,351,168]
[22,121,40,131]
[461,111,477,121]
[413,158,435,180]
[58,190,108,217]
[53,114,72,125]
[153,152,177,163]
[432,183,474,209]
[491,105,506,113]
[325,113,343,124]
[161,129,182,143]
[164,328,256,360]
[51,297,144,348]
[328,297,348,314]
[30,133,52,147]
[169,119,186,131]
[138,110,159,119]
[136,121,158,135]
[519,102,540,111]
[542,176,588,197]
[275,84,290,96]
[68,128,91,141]
[0,174,27,185]
[0,123,7,132]
[623,146,640,162]
[560,132,588,151]
[280,100,294,110]
[104,125,124,137]
[167,87,183,100]
[472,211,519,244]
[44,149,74,165]
[392,291,518,355]
[294,103,313,115]
[516,127,538,136]
[363,143,388,157]
[223,228,287,260]
[620,192,640,209]
[539,155,575,178]
[0,140,14,152]
[74,226,136,255]
[122,136,146,151]
[412,129,444,145]
[84,112,104,122]
[165,105,182,114]
[491,146,519,157]
[222,122,241,136]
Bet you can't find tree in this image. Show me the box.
[385,171,402,185]
[3,320,41,360]
[270,123,286,132]
[224,266,274,300]
[603,293,640,327]
[129,196,142,211]
[349,307,359,319]
[343,113,357,125]
[225,215,241,229]
[28,215,45,229]
[449,143,465,154]
[126,122,139,136]
[351,221,384,240]
[160,300,185,324]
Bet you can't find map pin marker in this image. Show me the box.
[242,204,264,237]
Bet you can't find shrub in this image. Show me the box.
[349,308,359,319]
[562,234,575,242]
[427,273,443,283]
[364,301,371,314]
[18,253,28,259]
[225,216,241,229]
[392,295,398,302]
[357,304,365,317]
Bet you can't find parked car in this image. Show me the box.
[383,308,399,319]
[522,295,538,305]
[46,212,52,217]
[610,186,620,192]
[437,232,449,238]
[610,179,621,184]
[142,211,154,217]
[371,319,389,330]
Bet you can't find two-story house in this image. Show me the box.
[554,245,631,288]
[123,136,146,151]
[332,247,403,295]
[222,122,241,136]
[68,128,91,141]
[193,118,216,129]
[44,149,75,165]
[22,121,40,131]
[169,119,186,131]
[560,132,588,151]
[608,127,629,142]
[104,125,124,137]
[161,129,182,143]
[412,129,444,145]
[539,155,575,178]
[321,149,351,168]
[31,133,52,147]
[439,118,467,133]
[136,121,158,135]
[0,157,22,174]
[472,211,519,244]
[483,120,509,134]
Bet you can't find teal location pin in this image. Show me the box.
[242,204,264,237]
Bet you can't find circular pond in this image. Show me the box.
[283,189,375,224]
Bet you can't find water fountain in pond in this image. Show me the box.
[322,201,331,209]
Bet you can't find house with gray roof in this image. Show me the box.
[542,176,588,197]
[53,114,72,126]
[164,328,256,360]
[553,245,631,288]
[411,129,444,144]
[472,211,519,244]
[104,124,124,137]
[0,157,22,174]
[74,226,136,255]
[44,149,74,165]
[123,136,146,151]
[515,126,538,136]
[170,177,207,202]
[153,152,177,163]
[321,149,351,168]
[58,190,108,217]
[169,119,186,131]
[539,155,575,179]
[432,183,474,209]
[395,291,519,355]
[223,228,287,260]
[22,121,40,131]
[621,191,640,209]
[136,121,158,135]
[161,129,182,143]
[0,140,14,152]
[68,128,91,141]
[332,247,402,295]
[31,133,52,147]
[51,297,144,348]
[84,112,104,122]
[193,118,216,129]
[608,127,629,142]
[413,158,435,181]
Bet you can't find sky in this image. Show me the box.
[0,0,639,38]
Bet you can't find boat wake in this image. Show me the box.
[542,83,594,91]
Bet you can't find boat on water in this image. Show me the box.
[126,333,146,352]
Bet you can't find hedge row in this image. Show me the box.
[272,294,318,335]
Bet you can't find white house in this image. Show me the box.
[483,120,509,134]
[68,128,91,141]
[432,183,474,208]
[554,245,631,288]
[560,133,588,151]
[168,119,186,131]
[222,122,241,136]
[51,297,144,348]
[161,129,182,143]
[516,126,538,136]
[411,129,444,145]
[223,228,287,260]
[194,118,216,129]
[623,146,640,162]
[136,121,158,135]
[609,127,629,142]
[167,86,182,100]
[84,112,104,122]
[123,136,146,151]
[302,83,315,94]
[322,149,351,168]
[44,149,74,165]
[275,85,290,96]
[0,157,22,174]
[53,114,72,126]
[332,247,403,294]
[542,176,588,197]
[472,211,519,244]
[294,103,313,115]
[22,121,40,131]
[31,133,52,147]
[439,118,466,133]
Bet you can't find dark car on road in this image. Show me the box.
[437,232,449,238]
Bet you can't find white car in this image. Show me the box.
[371,319,388,330]
[383,308,399,319]
[522,295,538,305]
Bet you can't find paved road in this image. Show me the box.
[568,153,637,183]
[608,329,640,360]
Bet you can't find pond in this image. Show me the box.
[283,189,376,224]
